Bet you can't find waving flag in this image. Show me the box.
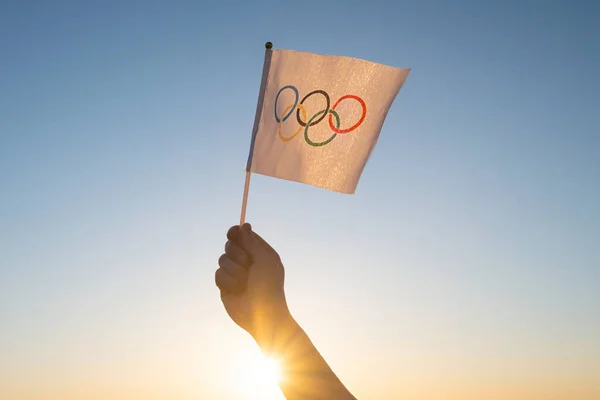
[246,46,410,195]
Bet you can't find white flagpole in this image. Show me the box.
[239,171,252,226]
[240,42,273,226]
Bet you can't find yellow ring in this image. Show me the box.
[278,104,306,141]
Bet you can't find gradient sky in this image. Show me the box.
[1,1,599,399]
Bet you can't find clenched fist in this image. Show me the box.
[215,223,291,342]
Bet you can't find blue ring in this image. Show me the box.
[274,85,299,123]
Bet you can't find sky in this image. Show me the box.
[1,1,599,399]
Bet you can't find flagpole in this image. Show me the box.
[239,171,251,225]
[240,41,273,226]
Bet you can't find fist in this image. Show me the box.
[215,223,290,341]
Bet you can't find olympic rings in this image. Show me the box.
[278,104,306,141]
[305,109,339,147]
[329,95,366,134]
[297,90,330,127]
[273,85,366,147]
[274,85,298,123]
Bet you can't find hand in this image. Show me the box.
[215,224,357,399]
[215,223,291,342]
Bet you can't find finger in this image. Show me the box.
[225,240,250,266]
[215,267,244,294]
[237,223,277,257]
[219,254,248,283]
[227,225,241,241]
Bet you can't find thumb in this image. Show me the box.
[238,223,276,260]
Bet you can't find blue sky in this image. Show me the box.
[1,1,599,399]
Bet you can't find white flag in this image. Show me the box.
[246,49,409,194]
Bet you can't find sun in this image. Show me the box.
[236,348,284,399]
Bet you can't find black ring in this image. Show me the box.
[296,90,330,127]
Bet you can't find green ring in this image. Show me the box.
[304,110,339,147]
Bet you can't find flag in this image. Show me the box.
[246,48,410,194]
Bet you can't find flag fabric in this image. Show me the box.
[246,49,410,194]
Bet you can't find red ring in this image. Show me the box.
[327,95,367,134]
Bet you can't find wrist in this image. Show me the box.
[252,308,299,353]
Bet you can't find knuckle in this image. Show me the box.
[235,263,248,280]
[227,242,249,264]
[227,225,240,240]
[215,268,233,290]
[218,253,228,266]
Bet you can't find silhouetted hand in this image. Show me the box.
[215,223,356,399]
[215,223,290,341]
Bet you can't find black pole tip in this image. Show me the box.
[265,42,273,49]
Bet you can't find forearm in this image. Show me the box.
[254,314,356,400]
[216,225,355,399]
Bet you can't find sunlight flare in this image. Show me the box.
[236,348,283,399]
